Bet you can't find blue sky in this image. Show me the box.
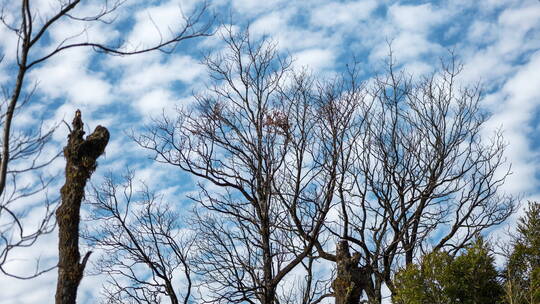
[1,0,540,303]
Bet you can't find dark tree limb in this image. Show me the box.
[55,110,109,304]
[332,240,370,304]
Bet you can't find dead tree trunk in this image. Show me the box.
[332,240,369,304]
[55,110,109,304]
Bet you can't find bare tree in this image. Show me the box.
[56,110,109,304]
[0,0,213,277]
[313,54,516,303]
[135,28,347,304]
[127,26,513,303]
[84,170,193,304]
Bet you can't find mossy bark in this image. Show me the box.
[55,110,109,304]
[333,240,370,304]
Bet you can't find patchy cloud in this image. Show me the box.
[2,0,540,303]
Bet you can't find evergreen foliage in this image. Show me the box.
[504,201,540,304]
[393,238,503,304]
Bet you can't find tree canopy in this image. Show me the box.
[394,238,504,304]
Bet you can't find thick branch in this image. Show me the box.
[55,110,108,304]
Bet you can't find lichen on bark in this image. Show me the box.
[55,110,109,304]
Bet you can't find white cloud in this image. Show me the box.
[495,4,540,55]
[467,21,498,43]
[251,15,336,55]
[251,10,289,37]
[0,27,20,63]
[388,3,448,33]
[293,48,336,72]
[365,3,450,65]
[231,0,288,17]
[310,0,378,28]
[370,31,442,63]
[117,55,204,96]
[483,51,540,195]
[136,89,176,118]
[29,48,112,107]
[400,60,433,77]
[127,0,200,48]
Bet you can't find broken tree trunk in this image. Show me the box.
[55,110,109,304]
[332,240,370,304]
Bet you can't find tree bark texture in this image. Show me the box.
[55,110,109,304]
[332,240,370,304]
